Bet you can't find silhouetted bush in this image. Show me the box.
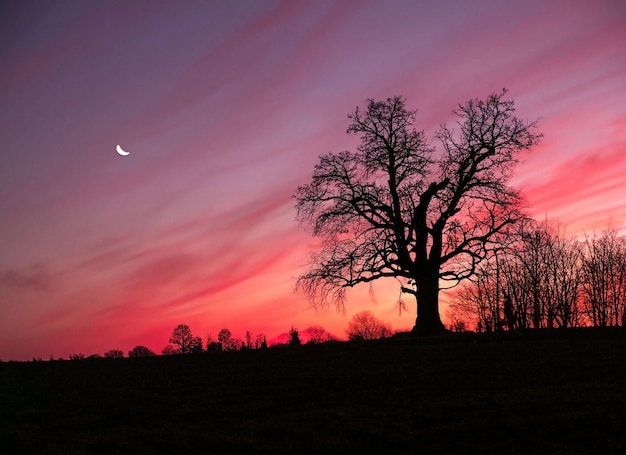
[104,349,124,359]
[206,341,222,353]
[346,311,393,340]
[162,344,178,355]
[128,345,155,358]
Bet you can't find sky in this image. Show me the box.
[1,0,625,361]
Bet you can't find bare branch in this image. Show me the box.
[294,91,541,332]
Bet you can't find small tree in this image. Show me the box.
[254,333,267,349]
[206,333,219,352]
[581,229,626,327]
[169,324,199,354]
[190,336,203,353]
[346,311,393,340]
[104,349,124,358]
[289,327,301,346]
[128,345,155,358]
[218,328,234,350]
[234,338,245,350]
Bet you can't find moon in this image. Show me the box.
[116,144,130,156]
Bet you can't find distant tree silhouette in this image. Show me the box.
[289,327,301,346]
[168,324,202,354]
[346,311,392,340]
[190,336,203,353]
[254,333,267,349]
[451,320,466,333]
[233,337,245,350]
[69,353,85,360]
[206,333,214,350]
[503,293,516,331]
[449,219,625,330]
[104,349,124,358]
[581,229,626,327]
[161,344,178,355]
[445,308,468,333]
[307,325,330,344]
[514,220,583,328]
[245,330,253,349]
[218,328,235,350]
[206,342,220,353]
[128,345,155,358]
[295,90,541,334]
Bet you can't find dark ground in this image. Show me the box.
[0,328,624,454]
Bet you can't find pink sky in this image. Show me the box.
[1,1,625,360]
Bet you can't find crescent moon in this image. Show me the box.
[116,144,130,156]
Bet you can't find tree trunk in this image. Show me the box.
[412,274,447,335]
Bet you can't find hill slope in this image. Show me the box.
[0,328,623,454]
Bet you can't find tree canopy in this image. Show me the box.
[168,324,202,354]
[295,90,541,333]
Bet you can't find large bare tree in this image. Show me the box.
[295,90,541,334]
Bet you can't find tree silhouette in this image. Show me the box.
[217,328,234,351]
[289,327,301,346]
[296,90,541,334]
[190,336,203,353]
[448,219,621,331]
[346,311,392,340]
[255,333,267,349]
[128,345,155,357]
[168,324,202,354]
[581,229,626,327]
[104,349,124,358]
[307,325,330,344]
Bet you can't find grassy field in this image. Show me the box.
[1,328,624,454]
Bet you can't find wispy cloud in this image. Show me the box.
[0,264,53,292]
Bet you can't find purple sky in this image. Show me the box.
[1,0,625,360]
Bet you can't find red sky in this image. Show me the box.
[1,1,625,360]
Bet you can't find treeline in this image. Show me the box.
[448,222,626,332]
[163,325,269,355]
[35,311,393,362]
[80,326,272,360]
